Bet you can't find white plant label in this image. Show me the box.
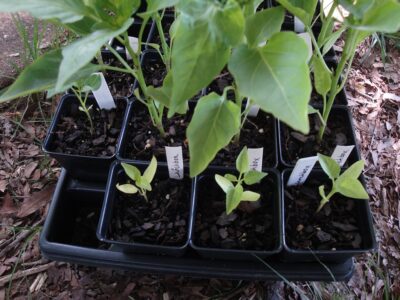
[294,17,306,33]
[248,148,264,171]
[331,145,355,167]
[298,32,313,62]
[287,156,318,186]
[126,36,139,60]
[92,73,116,110]
[165,146,184,180]
[245,99,260,117]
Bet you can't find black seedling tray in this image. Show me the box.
[40,169,354,281]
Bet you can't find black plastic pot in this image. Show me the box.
[281,169,376,263]
[42,94,129,182]
[97,161,194,257]
[278,106,361,169]
[40,169,354,281]
[190,168,282,261]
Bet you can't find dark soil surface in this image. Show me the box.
[212,112,277,168]
[49,98,126,157]
[102,56,134,97]
[280,108,356,166]
[109,175,191,246]
[285,177,364,250]
[142,53,167,87]
[193,175,278,251]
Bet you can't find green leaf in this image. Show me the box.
[140,0,179,17]
[308,105,325,126]
[236,147,249,174]
[320,26,347,57]
[226,184,243,214]
[229,32,311,133]
[187,93,241,177]
[244,170,267,185]
[143,156,157,184]
[335,178,369,199]
[215,174,234,193]
[0,0,88,23]
[224,174,238,182]
[245,6,285,47]
[116,183,138,194]
[136,177,152,191]
[56,18,133,90]
[338,0,374,20]
[241,190,261,202]
[169,19,230,114]
[348,0,400,33]
[78,73,102,92]
[340,160,365,180]
[317,153,340,180]
[242,0,264,16]
[121,163,141,181]
[276,0,318,26]
[312,55,332,98]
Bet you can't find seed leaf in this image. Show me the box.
[121,163,141,181]
[244,170,267,185]
[215,174,234,193]
[236,147,249,174]
[143,156,157,184]
[116,183,138,194]
[318,153,340,180]
[241,190,260,202]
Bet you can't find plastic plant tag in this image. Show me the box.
[287,156,318,186]
[298,33,313,62]
[245,99,260,117]
[331,145,355,167]
[91,73,116,110]
[294,17,305,33]
[126,37,139,60]
[248,148,263,171]
[165,146,184,180]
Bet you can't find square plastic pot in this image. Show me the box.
[97,161,194,257]
[281,169,376,263]
[189,168,283,261]
[42,94,129,182]
[278,106,361,169]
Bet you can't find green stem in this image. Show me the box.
[99,64,133,74]
[105,43,137,79]
[154,12,170,70]
[318,1,337,45]
[72,88,94,135]
[316,189,336,213]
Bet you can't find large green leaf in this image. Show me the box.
[0,0,88,23]
[169,19,230,114]
[347,0,400,33]
[187,93,241,177]
[245,6,285,47]
[228,32,311,133]
[312,55,332,98]
[276,0,318,26]
[338,0,374,20]
[56,18,133,90]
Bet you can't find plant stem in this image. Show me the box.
[72,88,94,135]
[316,189,336,213]
[154,12,170,70]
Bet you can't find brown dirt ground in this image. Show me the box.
[0,12,400,300]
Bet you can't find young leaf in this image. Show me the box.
[187,93,241,177]
[215,174,234,193]
[312,55,332,98]
[121,163,141,181]
[143,156,157,184]
[224,174,238,182]
[276,0,318,26]
[169,19,230,114]
[236,147,250,174]
[226,184,243,215]
[244,170,267,185]
[335,178,369,199]
[241,190,260,202]
[229,32,311,133]
[340,160,365,180]
[116,183,138,194]
[136,177,152,191]
[56,18,133,90]
[245,6,285,47]
[318,153,340,180]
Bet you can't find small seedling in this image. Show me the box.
[116,156,157,202]
[316,153,369,213]
[215,147,268,215]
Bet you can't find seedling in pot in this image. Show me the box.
[215,147,268,215]
[316,153,368,213]
[116,156,157,202]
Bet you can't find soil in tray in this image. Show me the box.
[285,178,364,250]
[281,110,353,165]
[103,57,134,97]
[108,177,191,246]
[212,112,276,167]
[194,176,277,251]
[50,100,126,157]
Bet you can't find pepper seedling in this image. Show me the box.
[316,153,368,213]
[116,156,157,202]
[215,147,268,215]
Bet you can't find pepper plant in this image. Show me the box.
[276,0,400,141]
[215,147,268,215]
[316,153,368,213]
